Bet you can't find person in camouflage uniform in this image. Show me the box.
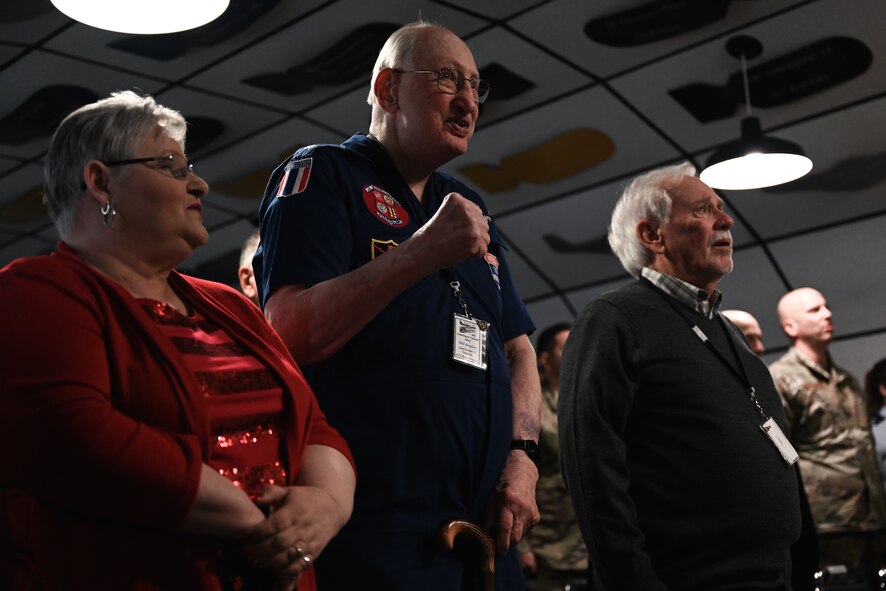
[519,322,589,591]
[770,287,886,586]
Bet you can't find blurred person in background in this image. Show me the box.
[865,359,886,496]
[721,308,765,356]
[519,322,589,591]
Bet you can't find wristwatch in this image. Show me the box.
[509,439,540,466]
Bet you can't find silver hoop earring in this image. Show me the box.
[101,201,117,226]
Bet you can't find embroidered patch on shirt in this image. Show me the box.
[363,184,410,227]
[485,253,501,290]
[276,158,312,198]
[371,238,399,259]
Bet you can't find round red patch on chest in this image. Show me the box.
[363,184,410,227]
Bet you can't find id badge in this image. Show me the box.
[452,313,488,370]
[760,417,799,465]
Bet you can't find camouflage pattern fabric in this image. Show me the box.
[770,347,886,534]
[519,386,588,583]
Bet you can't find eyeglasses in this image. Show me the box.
[105,154,195,181]
[393,67,491,104]
[79,154,196,192]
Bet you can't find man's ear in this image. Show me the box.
[374,68,399,113]
[637,220,664,254]
[237,267,258,300]
[782,319,799,339]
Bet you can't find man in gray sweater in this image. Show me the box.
[559,162,800,590]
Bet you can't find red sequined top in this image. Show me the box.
[140,299,287,498]
[0,243,354,591]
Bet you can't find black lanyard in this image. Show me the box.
[447,269,489,329]
[646,280,771,423]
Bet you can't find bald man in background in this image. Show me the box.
[721,309,765,356]
[770,287,886,587]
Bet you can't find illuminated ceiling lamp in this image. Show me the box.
[50,0,229,35]
[699,35,813,190]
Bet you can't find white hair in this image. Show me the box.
[608,162,696,277]
[44,90,186,237]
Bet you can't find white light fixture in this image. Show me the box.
[699,36,813,191]
[51,0,229,35]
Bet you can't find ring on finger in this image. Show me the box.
[289,542,313,568]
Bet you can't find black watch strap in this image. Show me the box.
[510,439,540,466]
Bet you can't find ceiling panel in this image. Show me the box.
[0,1,69,42]
[189,0,486,112]
[41,0,331,81]
[0,0,882,364]
[509,0,807,78]
[767,215,886,336]
[0,52,164,158]
[610,0,886,154]
[524,294,578,337]
[442,87,684,215]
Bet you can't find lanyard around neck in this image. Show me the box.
[644,279,770,423]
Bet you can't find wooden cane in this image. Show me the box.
[438,519,496,591]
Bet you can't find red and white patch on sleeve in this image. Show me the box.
[276,157,312,198]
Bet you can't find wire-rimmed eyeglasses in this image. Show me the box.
[393,67,491,104]
[79,154,196,192]
[104,154,195,180]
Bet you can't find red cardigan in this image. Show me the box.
[0,243,353,590]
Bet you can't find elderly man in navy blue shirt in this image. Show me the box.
[255,21,540,591]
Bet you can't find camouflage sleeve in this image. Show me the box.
[770,371,796,439]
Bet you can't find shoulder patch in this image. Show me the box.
[363,184,410,227]
[276,157,313,198]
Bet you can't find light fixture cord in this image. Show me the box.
[741,53,752,117]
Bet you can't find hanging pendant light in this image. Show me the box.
[50,0,229,35]
[699,36,813,191]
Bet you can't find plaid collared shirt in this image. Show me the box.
[641,267,722,319]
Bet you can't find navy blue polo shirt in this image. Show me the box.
[255,133,534,588]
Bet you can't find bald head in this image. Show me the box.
[368,22,439,111]
[366,22,479,177]
[722,309,765,356]
[777,287,833,348]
